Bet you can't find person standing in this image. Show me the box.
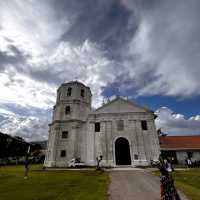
[160,166,180,200]
[187,158,192,168]
[159,155,180,200]
[24,145,30,179]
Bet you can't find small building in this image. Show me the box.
[44,81,160,167]
[159,135,200,164]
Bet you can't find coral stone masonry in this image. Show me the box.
[44,81,160,167]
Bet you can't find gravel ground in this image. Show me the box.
[108,169,189,200]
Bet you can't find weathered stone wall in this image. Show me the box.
[86,112,160,167]
[44,81,91,167]
[44,82,160,167]
[176,150,200,164]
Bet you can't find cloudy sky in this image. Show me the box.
[0,0,200,141]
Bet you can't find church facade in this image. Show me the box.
[44,81,160,167]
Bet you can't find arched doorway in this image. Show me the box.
[115,137,131,165]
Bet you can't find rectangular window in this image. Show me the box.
[134,154,138,160]
[62,131,68,139]
[117,120,124,131]
[95,122,100,132]
[81,89,85,97]
[65,106,70,115]
[67,87,72,96]
[141,120,148,130]
[187,152,193,158]
[60,150,66,157]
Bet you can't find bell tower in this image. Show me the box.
[45,81,92,167]
[53,81,92,122]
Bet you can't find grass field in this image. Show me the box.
[154,168,200,200]
[0,165,109,200]
[173,168,200,200]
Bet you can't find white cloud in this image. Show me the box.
[0,0,70,65]
[189,115,200,121]
[0,108,15,116]
[0,1,125,111]
[1,0,200,141]
[122,1,200,98]
[155,107,200,135]
[0,111,49,141]
[0,70,56,109]
[37,39,117,107]
[0,37,116,140]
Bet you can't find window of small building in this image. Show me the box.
[67,87,72,96]
[117,120,124,131]
[65,106,70,115]
[187,152,193,158]
[134,154,138,160]
[60,150,66,157]
[141,120,148,130]
[81,89,85,97]
[62,131,68,139]
[95,122,100,132]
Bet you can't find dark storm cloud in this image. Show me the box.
[100,0,200,98]
[55,0,138,59]
[0,0,153,86]
[1,0,200,140]
[0,46,60,86]
[1,103,51,118]
[0,44,28,71]
[29,67,63,85]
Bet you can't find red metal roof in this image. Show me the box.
[159,136,200,150]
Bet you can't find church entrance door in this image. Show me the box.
[115,137,131,165]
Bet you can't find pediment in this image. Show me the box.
[95,97,151,114]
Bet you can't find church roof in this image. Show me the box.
[95,96,155,115]
[159,135,200,150]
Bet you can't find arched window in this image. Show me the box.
[67,87,72,96]
[65,106,70,115]
[81,89,85,97]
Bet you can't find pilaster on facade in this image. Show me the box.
[45,81,160,168]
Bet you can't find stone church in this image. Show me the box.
[44,81,160,167]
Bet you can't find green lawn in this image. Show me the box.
[154,168,200,200]
[0,165,109,200]
[173,169,200,200]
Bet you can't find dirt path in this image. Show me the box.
[108,169,189,200]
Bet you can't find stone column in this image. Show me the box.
[101,121,112,166]
[107,121,113,166]
[51,126,60,166]
[86,122,95,165]
[128,120,138,165]
[151,120,160,160]
[135,121,147,161]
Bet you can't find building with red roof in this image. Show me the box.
[159,135,200,164]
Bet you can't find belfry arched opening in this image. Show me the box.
[115,137,131,165]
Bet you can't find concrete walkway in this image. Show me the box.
[108,169,189,200]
